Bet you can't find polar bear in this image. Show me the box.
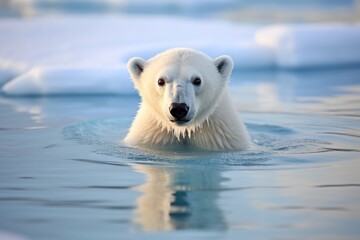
[124,48,250,151]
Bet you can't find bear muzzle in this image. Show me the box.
[169,103,190,124]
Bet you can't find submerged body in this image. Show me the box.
[124,48,250,151]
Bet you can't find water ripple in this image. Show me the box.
[315,184,360,188]
[0,197,134,211]
[70,158,130,167]
[63,117,350,167]
[266,205,348,212]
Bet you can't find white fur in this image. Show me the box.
[124,48,251,151]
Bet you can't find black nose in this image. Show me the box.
[169,103,189,119]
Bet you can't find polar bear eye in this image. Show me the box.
[158,78,165,86]
[193,77,201,86]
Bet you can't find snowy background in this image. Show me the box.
[0,0,360,95]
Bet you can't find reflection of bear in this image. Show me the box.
[132,164,227,231]
[124,48,250,151]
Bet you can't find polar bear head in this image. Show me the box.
[127,48,233,130]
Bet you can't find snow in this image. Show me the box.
[0,15,360,95]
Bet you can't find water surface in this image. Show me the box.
[0,68,360,239]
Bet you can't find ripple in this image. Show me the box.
[246,123,296,135]
[265,205,348,212]
[67,185,135,189]
[63,117,339,167]
[320,131,360,139]
[70,158,130,167]
[315,184,360,188]
[0,197,134,211]
[0,126,49,131]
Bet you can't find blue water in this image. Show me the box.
[0,68,360,239]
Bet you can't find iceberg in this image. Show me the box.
[2,66,135,95]
[256,24,360,68]
[1,15,360,95]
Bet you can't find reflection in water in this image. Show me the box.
[231,66,360,113]
[132,164,227,231]
[297,85,360,116]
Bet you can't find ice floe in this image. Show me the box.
[0,16,359,95]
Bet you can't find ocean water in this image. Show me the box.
[0,68,359,239]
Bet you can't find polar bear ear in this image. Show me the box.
[214,55,233,79]
[127,57,148,80]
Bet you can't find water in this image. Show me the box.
[0,68,360,239]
